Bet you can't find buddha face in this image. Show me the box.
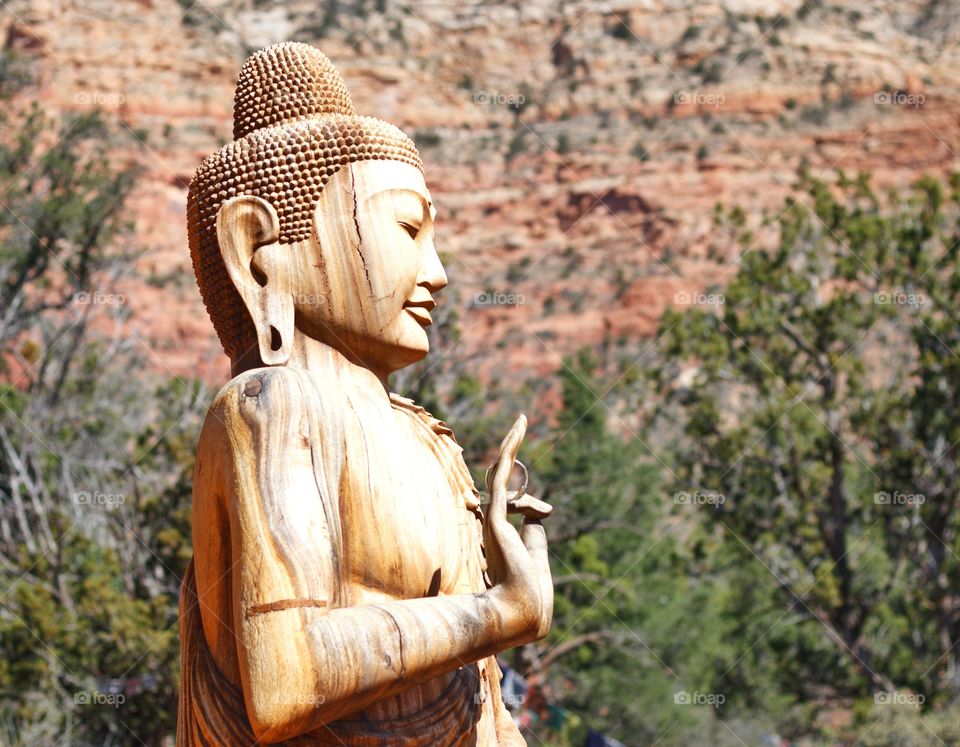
[286,159,447,374]
[218,159,445,376]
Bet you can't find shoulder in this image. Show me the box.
[192,371,310,530]
[209,366,352,433]
[194,368,310,473]
[209,366,305,423]
[210,367,355,420]
[202,367,354,462]
[197,369,349,521]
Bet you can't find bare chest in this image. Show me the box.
[337,397,482,603]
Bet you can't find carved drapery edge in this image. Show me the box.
[388,392,483,511]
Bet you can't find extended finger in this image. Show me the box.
[492,414,527,495]
[507,493,553,519]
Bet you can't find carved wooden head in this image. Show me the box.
[187,42,446,373]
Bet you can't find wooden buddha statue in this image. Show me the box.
[178,42,553,745]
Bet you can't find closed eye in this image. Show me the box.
[399,221,419,239]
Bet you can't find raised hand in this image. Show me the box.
[483,414,553,641]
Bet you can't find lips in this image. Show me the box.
[404,305,433,326]
[404,296,435,327]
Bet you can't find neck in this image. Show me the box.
[232,334,391,401]
[294,334,392,399]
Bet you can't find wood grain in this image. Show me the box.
[179,42,553,746]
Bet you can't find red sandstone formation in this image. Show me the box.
[2,0,958,387]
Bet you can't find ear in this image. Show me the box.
[216,195,294,366]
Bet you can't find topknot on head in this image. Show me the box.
[233,42,356,139]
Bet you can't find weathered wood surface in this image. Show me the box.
[179,42,553,745]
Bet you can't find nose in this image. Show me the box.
[418,239,447,293]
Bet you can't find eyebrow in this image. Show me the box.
[365,188,435,221]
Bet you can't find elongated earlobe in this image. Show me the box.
[254,305,293,366]
[216,196,294,366]
[250,242,295,366]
